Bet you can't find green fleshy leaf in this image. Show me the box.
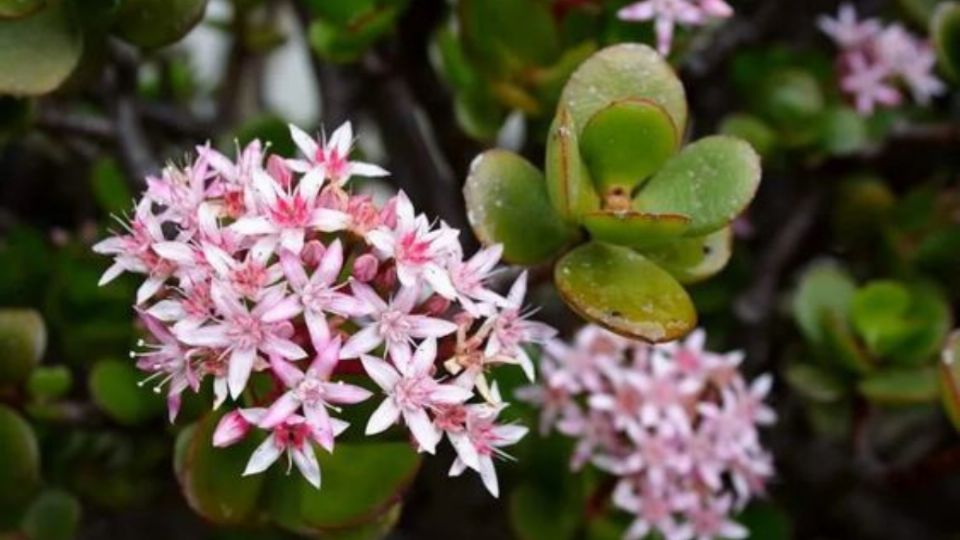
[759,69,824,128]
[851,281,951,365]
[88,358,163,425]
[582,210,690,250]
[456,0,559,76]
[20,489,81,540]
[0,405,40,509]
[509,482,580,540]
[719,113,777,158]
[0,0,44,19]
[0,1,82,96]
[933,2,960,80]
[464,149,578,264]
[0,308,45,386]
[113,0,208,49]
[267,442,419,534]
[308,3,404,63]
[820,310,874,375]
[818,107,869,156]
[545,106,600,223]
[27,366,72,400]
[791,263,856,345]
[859,368,940,405]
[898,0,943,27]
[632,136,762,236]
[559,43,687,135]
[642,227,733,284]
[783,363,847,403]
[176,413,267,526]
[940,331,960,431]
[579,98,678,195]
[554,242,696,342]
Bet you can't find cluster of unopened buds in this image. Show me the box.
[819,3,945,114]
[94,121,556,496]
[617,0,733,56]
[518,325,775,540]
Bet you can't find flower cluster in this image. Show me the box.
[94,122,554,495]
[617,0,733,56]
[819,4,945,114]
[517,325,775,540]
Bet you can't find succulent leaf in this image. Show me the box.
[581,210,690,250]
[554,242,696,342]
[632,136,761,236]
[933,2,960,80]
[545,106,600,223]
[579,98,679,196]
[0,1,82,96]
[113,0,208,49]
[464,149,579,264]
[642,226,733,284]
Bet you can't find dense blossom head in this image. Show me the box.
[94,122,549,496]
[819,4,944,114]
[617,0,733,55]
[518,325,775,540]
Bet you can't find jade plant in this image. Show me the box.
[787,263,953,430]
[465,43,762,343]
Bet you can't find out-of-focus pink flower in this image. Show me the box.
[618,0,733,55]
[821,4,944,114]
[518,325,774,540]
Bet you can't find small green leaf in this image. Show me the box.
[579,98,678,195]
[457,0,559,76]
[642,227,733,284]
[545,106,600,223]
[851,281,951,364]
[582,210,690,250]
[559,43,687,136]
[792,263,856,345]
[933,2,960,79]
[27,366,72,400]
[0,405,40,509]
[859,368,940,405]
[783,363,847,403]
[464,149,578,264]
[88,359,163,425]
[20,489,81,540]
[632,136,762,236]
[759,69,824,128]
[267,442,420,534]
[308,4,403,63]
[719,113,777,158]
[0,308,45,386]
[554,242,696,342]
[113,0,208,49]
[0,0,44,19]
[818,107,869,156]
[176,413,267,525]
[0,1,82,96]
[820,310,874,375]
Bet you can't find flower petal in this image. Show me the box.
[360,354,400,390]
[243,434,282,476]
[365,398,401,435]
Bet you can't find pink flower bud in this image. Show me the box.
[301,240,326,268]
[420,294,451,316]
[352,254,379,282]
[213,410,251,447]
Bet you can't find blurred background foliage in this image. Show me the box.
[2,0,960,539]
